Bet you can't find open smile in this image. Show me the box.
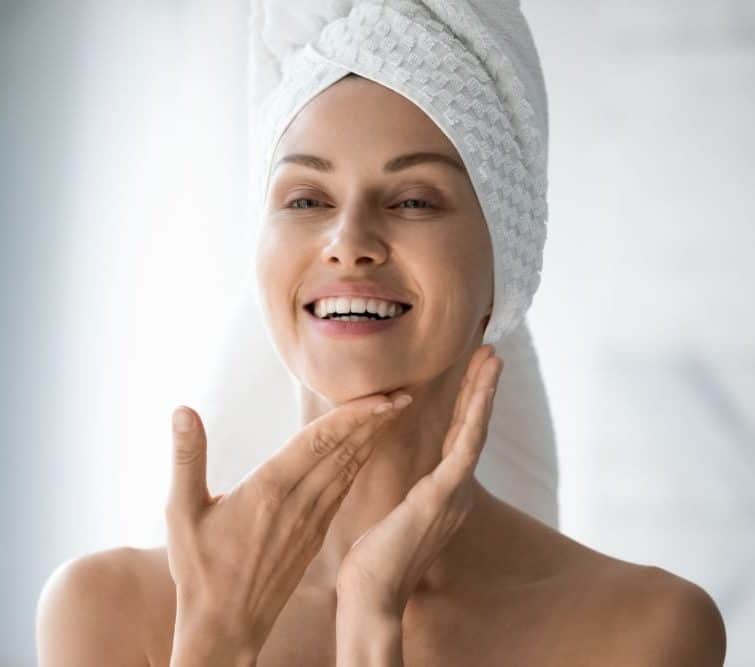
[303,302,413,337]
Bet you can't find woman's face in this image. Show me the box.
[256,75,494,403]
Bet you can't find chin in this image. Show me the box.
[309,376,404,406]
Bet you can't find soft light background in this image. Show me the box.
[1,1,753,665]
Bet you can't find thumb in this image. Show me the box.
[169,406,211,519]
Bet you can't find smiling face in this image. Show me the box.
[256,74,494,404]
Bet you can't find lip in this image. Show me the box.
[302,281,414,308]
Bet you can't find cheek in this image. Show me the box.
[255,225,309,327]
[412,226,491,319]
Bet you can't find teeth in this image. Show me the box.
[350,298,367,313]
[335,297,350,314]
[311,296,407,319]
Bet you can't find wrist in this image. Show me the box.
[336,603,404,667]
[336,583,404,620]
[170,605,259,667]
[170,639,257,667]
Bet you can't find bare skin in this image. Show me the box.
[83,502,722,667]
[36,75,726,666]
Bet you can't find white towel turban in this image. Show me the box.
[250,0,548,346]
[203,0,559,529]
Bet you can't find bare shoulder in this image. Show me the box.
[36,546,158,666]
[598,561,727,666]
[490,503,726,665]
[549,537,727,666]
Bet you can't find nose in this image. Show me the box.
[320,202,389,269]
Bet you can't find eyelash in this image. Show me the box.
[285,197,435,210]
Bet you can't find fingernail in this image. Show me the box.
[393,394,413,410]
[373,402,394,415]
[173,407,195,432]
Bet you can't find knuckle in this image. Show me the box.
[343,411,364,431]
[334,441,359,466]
[340,457,360,485]
[310,430,340,457]
[173,441,202,466]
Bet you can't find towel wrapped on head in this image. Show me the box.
[206,0,560,527]
[249,0,549,346]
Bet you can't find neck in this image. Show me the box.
[296,349,501,595]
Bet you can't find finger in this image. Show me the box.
[312,427,386,530]
[451,345,495,425]
[302,397,407,520]
[443,346,497,456]
[435,356,503,491]
[261,389,411,499]
[167,406,211,520]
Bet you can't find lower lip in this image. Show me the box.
[304,306,411,337]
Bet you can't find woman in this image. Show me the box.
[37,1,726,665]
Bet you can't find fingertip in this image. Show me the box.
[393,394,413,410]
[473,345,495,368]
[172,406,195,433]
[372,401,394,415]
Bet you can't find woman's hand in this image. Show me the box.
[335,344,503,619]
[164,387,412,666]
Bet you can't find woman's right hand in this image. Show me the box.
[164,389,413,666]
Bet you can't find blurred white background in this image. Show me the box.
[1,1,753,665]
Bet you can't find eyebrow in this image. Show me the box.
[273,151,466,175]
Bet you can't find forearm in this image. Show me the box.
[336,604,404,667]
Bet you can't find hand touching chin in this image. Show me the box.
[335,345,503,618]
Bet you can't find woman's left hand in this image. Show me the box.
[335,344,504,618]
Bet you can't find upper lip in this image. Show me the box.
[303,281,414,308]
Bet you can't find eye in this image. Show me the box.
[287,197,328,209]
[395,198,434,209]
[284,195,438,210]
